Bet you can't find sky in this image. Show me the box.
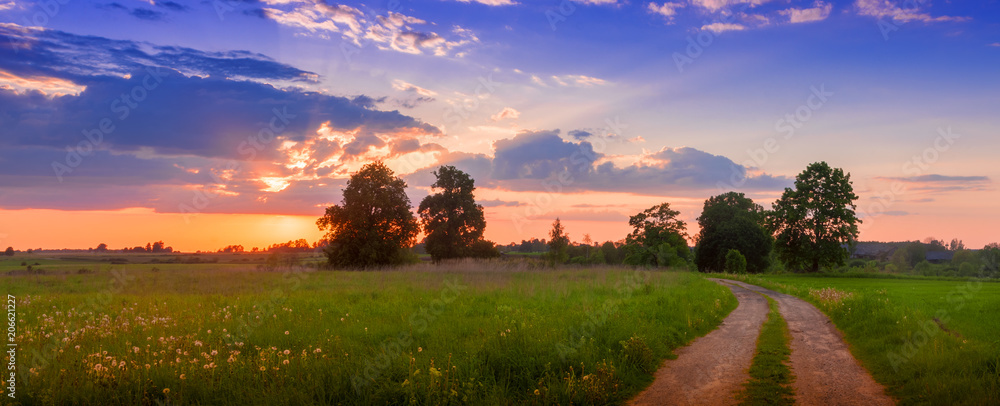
[0,0,997,252]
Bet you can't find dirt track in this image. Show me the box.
[630,282,768,406]
[720,279,894,406]
[631,279,894,406]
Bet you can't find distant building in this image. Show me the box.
[850,242,897,261]
[925,251,955,263]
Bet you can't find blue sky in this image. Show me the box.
[0,0,998,250]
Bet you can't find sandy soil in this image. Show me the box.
[720,279,894,406]
[630,281,769,406]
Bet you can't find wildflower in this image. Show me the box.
[207,329,212,334]
[534,389,540,395]
[194,340,203,347]
[203,364,210,369]
[211,350,218,356]
[418,347,422,352]
[163,388,170,394]
[283,349,290,355]
[260,366,266,371]
[180,374,186,380]
[313,348,322,354]
[175,357,181,363]
[282,360,289,365]
[284,331,290,335]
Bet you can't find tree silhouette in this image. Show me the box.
[767,162,860,272]
[695,192,772,273]
[317,162,419,268]
[623,203,690,267]
[546,218,569,266]
[418,166,495,261]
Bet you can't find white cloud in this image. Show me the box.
[491,107,521,122]
[647,2,685,22]
[689,0,772,13]
[781,1,832,24]
[451,0,519,5]
[551,74,608,87]
[701,22,746,33]
[259,0,478,57]
[392,79,437,97]
[854,0,968,23]
[990,42,1000,47]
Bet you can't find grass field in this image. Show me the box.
[2,256,736,405]
[736,294,794,406]
[721,273,1000,405]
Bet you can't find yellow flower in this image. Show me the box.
[180,374,186,380]
[418,347,422,352]
[534,389,540,396]
[260,366,266,371]
[163,388,170,394]
[284,331,290,335]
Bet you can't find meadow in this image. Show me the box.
[2,254,735,405]
[720,273,1000,405]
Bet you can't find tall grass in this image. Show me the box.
[5,263,736,405]
[717,273,1000,405]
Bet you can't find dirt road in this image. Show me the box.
[630,282,769,406]
[631,278,894,406]
[719,279,894,406]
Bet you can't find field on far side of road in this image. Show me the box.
[722,273,1000,405]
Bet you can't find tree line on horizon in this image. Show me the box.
[314,160,999,276]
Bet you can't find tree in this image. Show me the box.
[317,162,420,268]
[767,162,861,272]
[95,243,109,252]
[724,249,747,274]
[418,166,495,261]
[623,203,690,267]
[546,218,569,266]
[949,238,965,251]
[694,192,772,273]
[3,247,13,256]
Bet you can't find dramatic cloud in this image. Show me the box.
[407,130,790,196]
[255,0,478,57]
[0,25,444,215]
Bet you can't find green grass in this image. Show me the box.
[719,273,1000,405]
[3,260,737,405]
[737,293,794,406]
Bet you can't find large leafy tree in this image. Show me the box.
[547,218,570,266]
[316,162,420,268]
[623,203,690,267]
[767,162,861,272]
[695,192,772,273]
[418,165,496,262]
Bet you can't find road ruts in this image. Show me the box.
[720,279,895,406]
[631,280,769,406]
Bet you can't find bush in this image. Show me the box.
[915,260,933,276]
[958,262,977,277]
[725,249,747,274]
[884,263,899,273]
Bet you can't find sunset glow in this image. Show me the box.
[0,1,997,251]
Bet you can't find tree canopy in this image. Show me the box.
[695,192,772,273]
[317,162,419,268]
[418,165,496,261]
[767,162,861,272]
[623,203,690,267]
[546,218,569,266]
